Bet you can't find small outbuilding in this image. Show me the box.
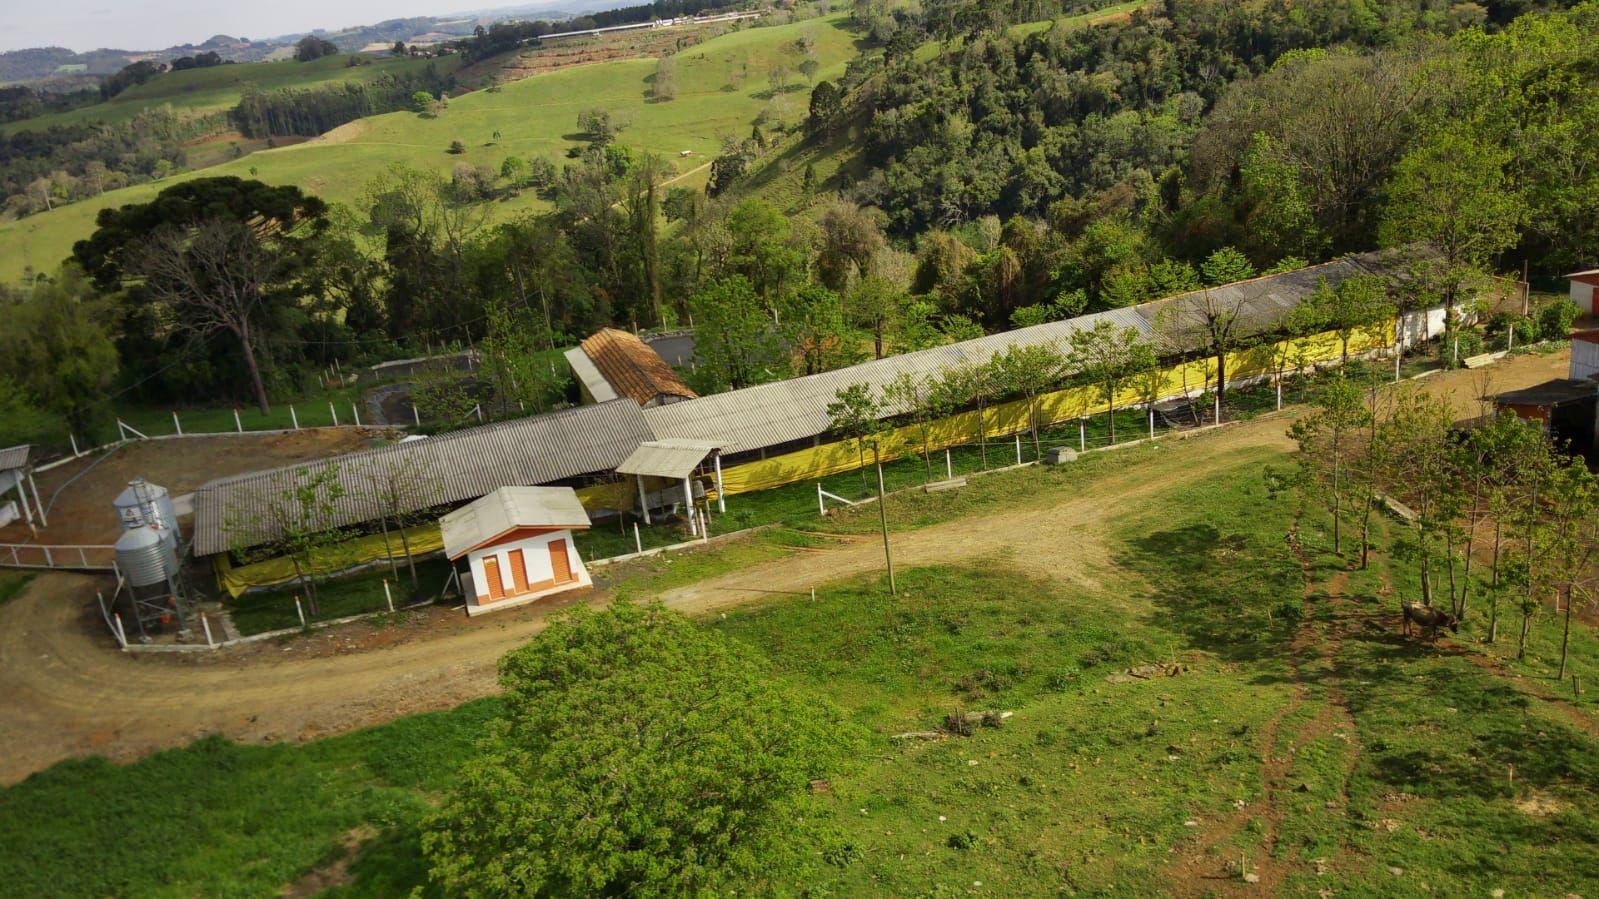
[0,445,45,532]
[1492,379,1599,461]
[441,486,594,617]
[1568,269,1599,316]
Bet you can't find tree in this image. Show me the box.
[1379,130,1525,340]
[883,372,937,483]
[816,200,886,292]
[1160,288,1251,410]
[1290,374,1370,556]
[1066,321,1144,444]
[1200,246,1255,286]
[1542,460,1598,680]
[653,55,678,101]
[847,276,907,359]
[422,603,849,895]
[577,108,624,147]
[934,360,999,470]
[360,451,441,595]
[689,277,790,391]
[0,266,120,441]
[294,36,340,62]
[73,177,328,415]
[828,383,895,593]
[411,90,437,115]
[808,81,842,136]
[229,462,346,616]
[783,284,854,375]
[1300,275,1395,364]
[992,342,1066,461]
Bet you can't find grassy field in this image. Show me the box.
[5,421,1599,895]
[0,54,462,136]
[0,14,864,282]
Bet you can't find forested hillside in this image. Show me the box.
[4,0,1599,448]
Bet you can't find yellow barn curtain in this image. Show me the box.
[215,521,446,598]
[715,322,1390,498]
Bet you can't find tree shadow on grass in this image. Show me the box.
[1116,522,1303,665]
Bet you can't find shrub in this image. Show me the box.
[1538,298,1579,341]
[446,139,466,155]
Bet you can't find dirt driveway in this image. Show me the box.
[0,352,1569,785]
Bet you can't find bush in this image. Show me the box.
[1453,328,1486,363]
[421,603,854,896]
[1538,299,1579,341]
[446,139,466,155]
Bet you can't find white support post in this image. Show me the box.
[701,510,709,543]
[383,579,395,613]
[714,453,726,514]
[413,405,421,426]
[28,473,46,527]
[201,612,215,648]
[1508,326,1516,352]
[637,474,652,525]
[818,483,826,516]
[634,522,642,554]
[1276,381,1282,411]
[1149,408,1155,440]
[1015,434,1022,465]
[14,475,34,528]
[329,402,339,427]
[113,612,128,650]
[295,595,307,627]
[172,411,182,436]
[945,448,952,480]
[1079,419,1086,452]
[352,403,361,427]
[475,405,485,423]
[234,408,243,433]
[682,478,696,536]
[290,405,300,430]
[69,433,79,457]
[1214,392,1221,425]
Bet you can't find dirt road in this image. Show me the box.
[0,352,1568,784]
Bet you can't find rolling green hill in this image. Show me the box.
[0,53,462,136]
[0,14,861,282]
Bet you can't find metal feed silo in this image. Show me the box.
[114,525,171,588]
[114,478,178,550]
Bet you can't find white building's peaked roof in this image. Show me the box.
[441,486,591,560]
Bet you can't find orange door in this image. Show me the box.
[507,548,531,594]
[481,555,505,601]
[549,539,573,584]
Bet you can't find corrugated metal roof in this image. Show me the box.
[643,307,1151,455]
[615,439,721,480]
[565,345,619,403]
[578,328,698,407]
[192,399,652,556]
[0,445,29,472]
[644,251,1404,456]
[441,486,590,559]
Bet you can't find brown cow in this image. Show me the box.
[1401,601,1458,641]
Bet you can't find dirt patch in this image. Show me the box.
[1514,791,1569,818]
[0,429,388,547]
[281,826,375,898]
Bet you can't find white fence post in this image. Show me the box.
[1276,381,1283,410]
[817,483,825,516]
[1079,419,1085,452]
[172,411,182,436]
[1214,392,1221,424]
[1015,434,1022,465]
[475,405,485,423]
[69,433,79,456]
[634,522,642,554]
[352,403,361,427]
[329,402,339,427]
[1149,408,1155,440]
[234,408,243,433]
[290,405,300,430]
[383,579,394,613]
[295,595,307,627]
[413,405,421,426]
[945,448,952,480]
[201,612,215,648]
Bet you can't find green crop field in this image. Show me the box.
[0,54,461,136]
[5,428,1599,895]
[0,14,862,283]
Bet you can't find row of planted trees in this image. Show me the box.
[1291,375,1599,678]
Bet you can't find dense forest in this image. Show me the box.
[228,64,457,138]
[5,0,1599,446]
[0,108,204,218]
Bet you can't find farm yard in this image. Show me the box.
[3,354,1599,895]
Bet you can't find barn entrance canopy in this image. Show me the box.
[0,445,45,533]
[613,439,726,532]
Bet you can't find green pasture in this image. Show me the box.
[0,13,863,283]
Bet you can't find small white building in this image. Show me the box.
[441,486,594,617]
[1568,269,1599,315]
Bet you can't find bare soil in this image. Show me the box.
[0,353,1571,785]
[0,429,386,548]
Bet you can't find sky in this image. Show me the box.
[0,0,515,53]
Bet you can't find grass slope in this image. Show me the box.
[6,433,1599,895]
[0,54,460,136]
[0,14,863,283]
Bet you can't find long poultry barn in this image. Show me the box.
[192,249,1427,588]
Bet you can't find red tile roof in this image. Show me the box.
[579,328,697,407]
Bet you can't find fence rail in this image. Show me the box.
[1,543,118,571]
